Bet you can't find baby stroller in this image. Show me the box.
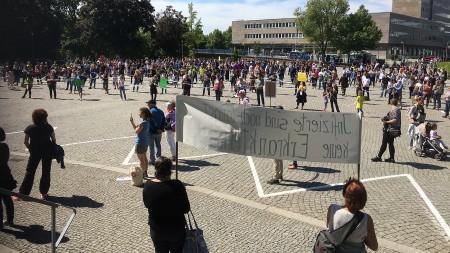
[414,123,447,161]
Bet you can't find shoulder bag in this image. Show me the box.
[313,211,364,253]
[183,210,209,253]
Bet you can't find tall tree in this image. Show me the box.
[333,5,382,62]
[0,0,66,60]
[294,0,349,60]
[222,26,233,50]
[154,6,188,57]
[183,3,205,57]
[206,29,225,49]
[63,0,155,57]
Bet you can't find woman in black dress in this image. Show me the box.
[0,127,16,228]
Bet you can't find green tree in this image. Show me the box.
[333,5,382,63]
[0,0,66,60]
[154,6,188,57]
[183,3,206,57]
[253,42,261,56]
[294,0,349,60]
[63,0,155,57]
[206,29,225,49]
[222,26,233,50]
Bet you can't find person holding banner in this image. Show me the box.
[295,82,307,110]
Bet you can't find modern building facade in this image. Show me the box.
[368,12,446,60]
[232,14,447,60]
[232,18,310,56]
[393,0,450,39]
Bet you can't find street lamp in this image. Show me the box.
[401,41,404,62]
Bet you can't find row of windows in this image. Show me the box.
[390,31,444,42]
[244,33,304,39]
[244,22,297,29]
[390,18,444,31]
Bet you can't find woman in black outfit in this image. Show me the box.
[0,127,16,229]
[14,109,56,200]
[143,156,190,253]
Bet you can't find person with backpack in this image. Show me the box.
[147,100,165,166]
[320,178,378,252]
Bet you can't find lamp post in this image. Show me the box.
[401,41,404,62]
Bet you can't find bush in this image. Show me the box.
[437,62,450,73]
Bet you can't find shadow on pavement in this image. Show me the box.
[47,195,104,208]
[279,180,341,191]
[176,159,219,172]
[1,224,69,244]
[397,161,447,170]
[299,166,340,174]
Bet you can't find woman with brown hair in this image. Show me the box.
[14,109,56,200]
[326,178,378,252]
[143,156,190,253]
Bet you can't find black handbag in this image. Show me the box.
[388,127,401,138]
[183,210,208,253]
[313,211,364,253]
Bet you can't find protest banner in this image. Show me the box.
[160,78,168,89]
[176,96,361,164]
[298,72,307,82]
[265,81,276,97]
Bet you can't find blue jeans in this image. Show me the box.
[444,100,450,117]
[433,93,441,109]
[148,133,162,163]
[423,94,431,107]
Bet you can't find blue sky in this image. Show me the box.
[152,0,392,34]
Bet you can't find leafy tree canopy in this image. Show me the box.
[294,0,349,59]
[333,5,382,59]
[154,6,188,57]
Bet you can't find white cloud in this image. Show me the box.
[151,0,391,34]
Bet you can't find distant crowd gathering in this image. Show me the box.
[1,55,449,252]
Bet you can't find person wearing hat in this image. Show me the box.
[147,100,165,165]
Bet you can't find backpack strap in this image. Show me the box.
[331,211,364,245]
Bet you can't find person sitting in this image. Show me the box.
[326,178,378,252]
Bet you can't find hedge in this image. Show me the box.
[437,62,450,73]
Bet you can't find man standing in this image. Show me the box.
[147,100,165,165]
[256,73,265,106]
[443,86,450,119]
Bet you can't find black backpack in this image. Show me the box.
[313,211,364,253]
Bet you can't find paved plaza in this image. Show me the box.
[0,70,449,253]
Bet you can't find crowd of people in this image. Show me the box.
[1,55,448,252]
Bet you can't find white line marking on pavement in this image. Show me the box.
[247,156,265,197]
[406,174,450,240]
[60,136,134,147]
[6,127,58,135]
[122,144,136,165]
[248,159,450,240]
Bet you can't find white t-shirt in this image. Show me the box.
[430,130,438,140]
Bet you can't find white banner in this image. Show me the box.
[176,96,361,164]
